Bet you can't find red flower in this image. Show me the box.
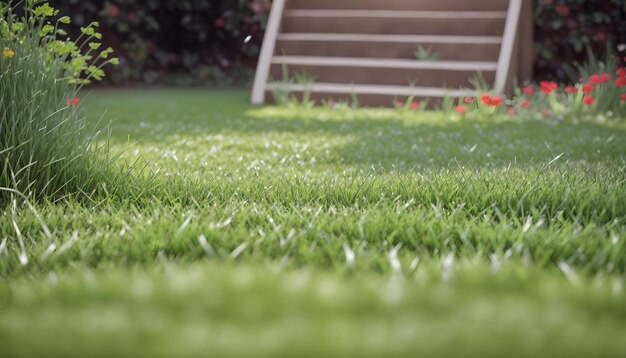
[520,99,531,108]
[566,19,577,29]
[490,95,503,107]
[621,94,626,101]
[455,106,467,114]
[615,77,626,88]
[507,108,516,116]
[410,102,420,111]
[583,96,595,106]
[539,81,558,95]
[248,2,264,13]
[595,31,607,42]
[616,67,626,78]
[480,93,491,105]
[66,98,80,107]
[600,73,611,84]
[108,4,121,17]
[464,96,474,104]
[564,86,578,94]
[214,17,225,27]
[589,75,601,85]
[249,2,271,13]
[582,84,594,93]
[555,5,570,16]
[521,86,534,95]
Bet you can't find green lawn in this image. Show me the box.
[1,89,626,357]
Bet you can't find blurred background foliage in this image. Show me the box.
[48,0,625,86]
[50,0,271,86]
[535,0,626,81]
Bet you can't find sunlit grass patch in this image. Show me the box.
[1,89,625,356]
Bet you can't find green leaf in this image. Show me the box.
[80,27,95,36]
[99,47,113,59]
[33,3,56,17]
[11,23,24,32]
[92,69,105,80]
[40,24,55,37]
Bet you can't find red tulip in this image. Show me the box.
[539,81,558,95]
[615,77,626,88]
[589,75,601,85]
[564,86,577,94]
[583,96,595,106]
[455,106,467,114]
[411,102,420,110]
[480,93,491,105]
[522,86,534,95]
[582,84,594,93]
[66,98,80,107]
[490,96,503,107]
[600,73,611,84]
[520,100,531,108]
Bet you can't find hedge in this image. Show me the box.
[47,0,625,86]
[535,0,626,81]
[49,0,271,86]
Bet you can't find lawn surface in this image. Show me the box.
[1,89,626,357]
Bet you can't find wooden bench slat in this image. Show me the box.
[267,82,474,97]
[272,56,498,71]
[285,10,508,19]
[277,33,502,45]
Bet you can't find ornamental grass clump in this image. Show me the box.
[0,1,119,203]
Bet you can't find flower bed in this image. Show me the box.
[394,56,626,121]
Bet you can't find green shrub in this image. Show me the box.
[49,0,271,86]
[0,0,118,203]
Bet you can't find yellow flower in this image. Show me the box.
[2,48,15,59]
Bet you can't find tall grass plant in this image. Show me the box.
[1,1,118,203]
